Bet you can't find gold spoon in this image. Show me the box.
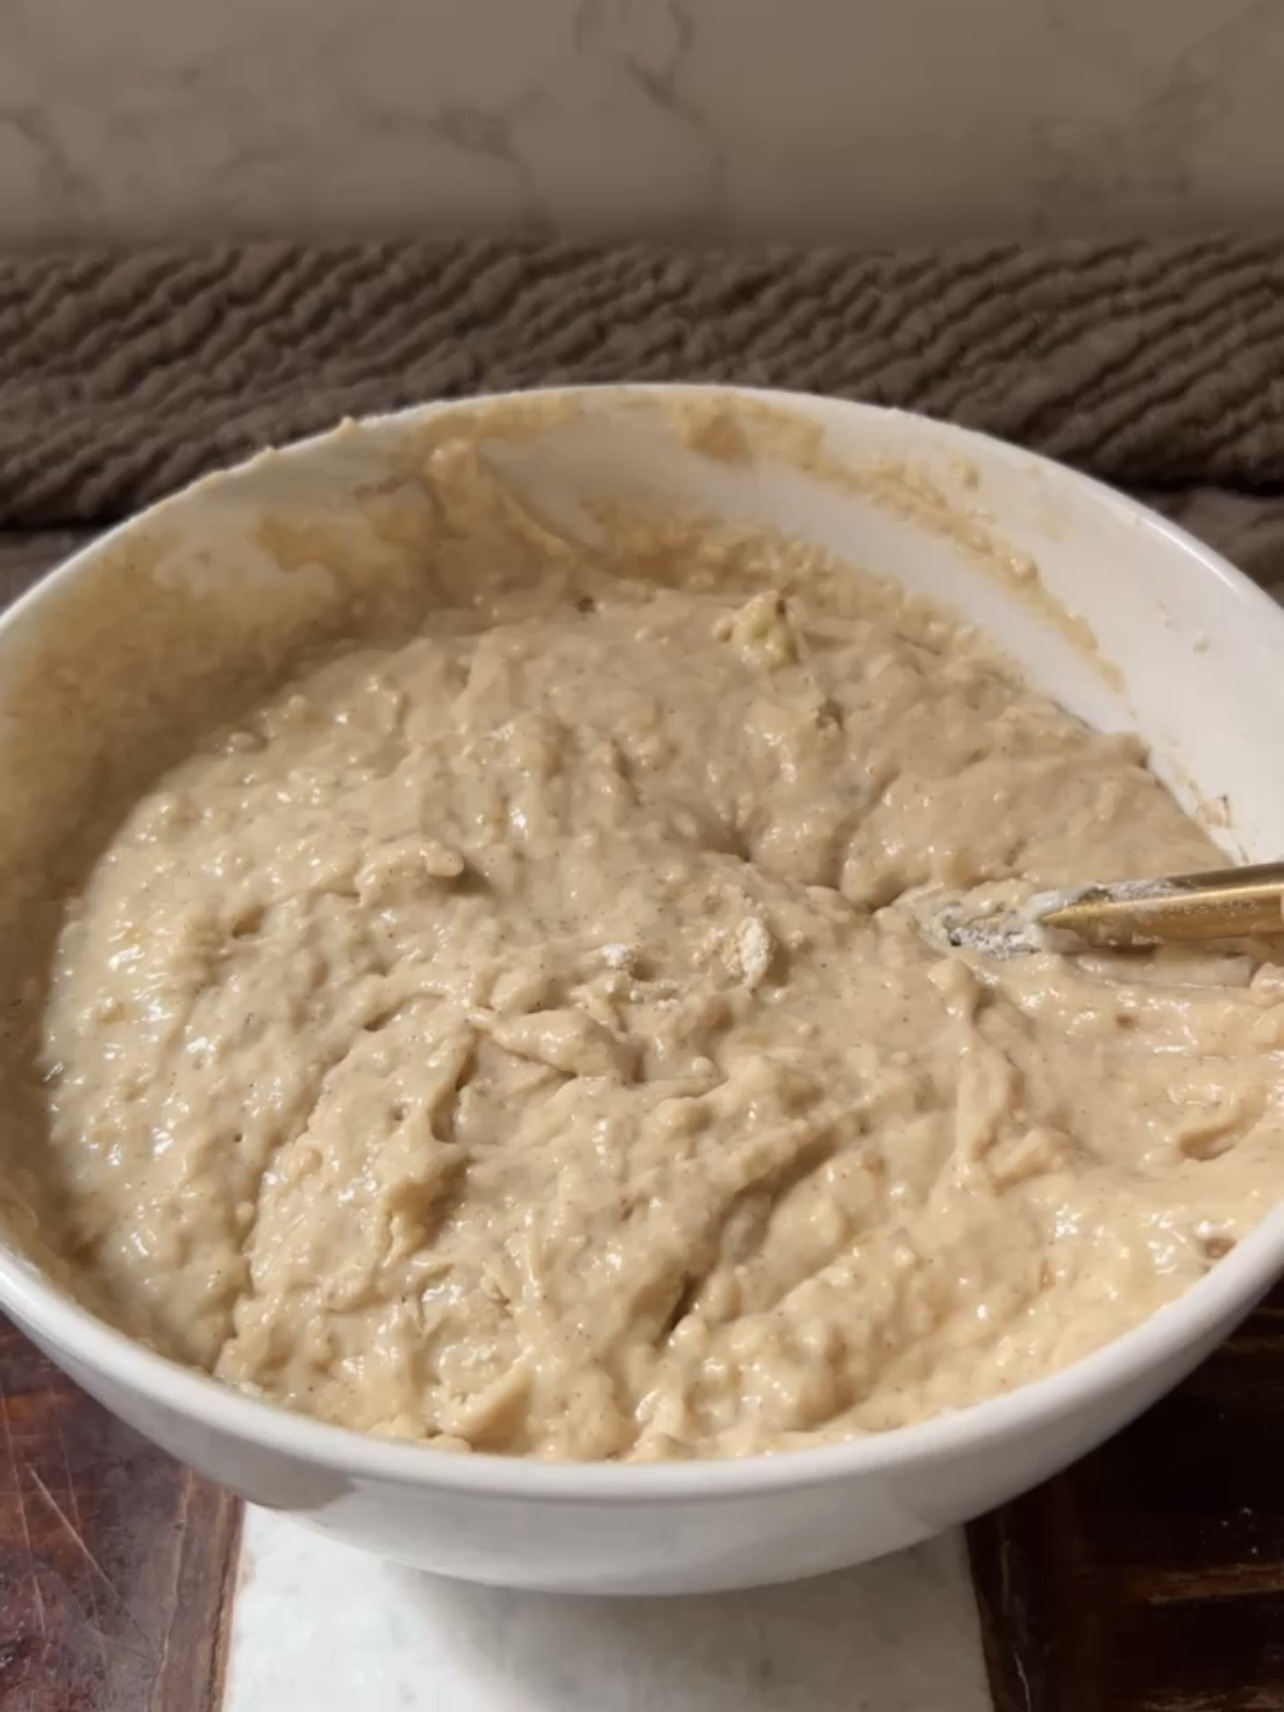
[942,861,1284,954]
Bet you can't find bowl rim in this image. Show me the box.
[2,382,1281,1501]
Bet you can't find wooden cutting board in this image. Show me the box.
[0,1315,241,1711]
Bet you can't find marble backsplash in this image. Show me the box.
[1,0,1281,246]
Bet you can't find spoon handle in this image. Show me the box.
[1037,861,1284,948]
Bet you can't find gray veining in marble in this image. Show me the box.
[1,0,1282,246]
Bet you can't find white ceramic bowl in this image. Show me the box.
[1,386,1281,1595]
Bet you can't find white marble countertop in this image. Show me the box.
[225,1509,992,1712]
[2,0,1282,248]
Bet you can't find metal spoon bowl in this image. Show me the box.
[942,861,1284,955]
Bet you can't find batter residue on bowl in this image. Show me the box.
[9,434,1284,1461]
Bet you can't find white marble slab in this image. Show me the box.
[1,0,1282,247]
[225,1507,991,1712]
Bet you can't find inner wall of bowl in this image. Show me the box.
[467,390,1284,862]
[3,386,1281,895]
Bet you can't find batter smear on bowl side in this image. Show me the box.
[7,433,1284,1462]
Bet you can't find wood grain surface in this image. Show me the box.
[0,1317,242,1712]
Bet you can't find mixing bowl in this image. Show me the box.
[0,385,1280,1594]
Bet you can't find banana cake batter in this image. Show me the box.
[17,451,1284,1461]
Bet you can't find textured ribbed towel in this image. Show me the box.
[3,236,1284,528]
